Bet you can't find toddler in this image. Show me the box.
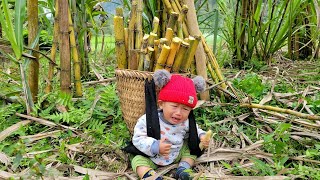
[130,70,210,180]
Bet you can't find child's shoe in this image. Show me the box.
[142,169,163,180]
[175,166,192,180]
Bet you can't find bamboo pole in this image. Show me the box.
[114,7,127,69]
[180,36,200,73]
[165,37,181,72]
[68,8,82,97]
[28,0,39,102]
[45,0,59,94]
[172,41,189,73]
[59,0,71,94]
[240,103,320,120]
[154,44,171,70]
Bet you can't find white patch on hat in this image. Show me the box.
[188,96,194,104]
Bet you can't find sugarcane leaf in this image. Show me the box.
[14,0,26,53]
[253,0,263,22]
[0,0,21,59]
[0,50,19,64]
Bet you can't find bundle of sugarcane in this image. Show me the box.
[113,0,226,90]
[114,0,227,133]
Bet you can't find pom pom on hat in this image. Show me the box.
[192,76,206,93]
[154,70,206,108]
[153,69,171,88]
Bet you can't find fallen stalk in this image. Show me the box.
[240,103,320,120]
[15,113,77,130]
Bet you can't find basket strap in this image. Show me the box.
[145,79,160,140]
[188,110,203,157]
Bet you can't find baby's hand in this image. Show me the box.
[159,138,172,158]
[199,130,212,150]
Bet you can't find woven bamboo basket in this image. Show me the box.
[115,69,154,134]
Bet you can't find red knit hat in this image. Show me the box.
[158,74,198,108]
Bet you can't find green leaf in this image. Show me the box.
[14,0,26,52]
[0,0,21,59]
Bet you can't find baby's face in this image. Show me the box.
[158,101,192,125]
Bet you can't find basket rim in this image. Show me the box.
[115,69,154,80]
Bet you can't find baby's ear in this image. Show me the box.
[153,70,171,88]
[192,76,206,93]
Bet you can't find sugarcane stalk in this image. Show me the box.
[28,0,39,102]
[144,47,154,71]
[172,41,189,72]
[129,49,139,70]
[59,0,71,94]
[170,0,180,13]
[138,34,149,70]
[116,6,123,16]
[174,0,182,11]
[128,0,137,62]
[199,130,212,150]
[177,5,188,39]
[240,103,320,121]
[135,0,143,50]
[153,39,160,67]
[185,0,209,100]
[68,8,82,97]
[165,28,174,45]
[114,8,127,69]
[201,35,227,89]
[180,36,200,73]
[124,28,128,53]
[152,17,160,34]
[165,37,181,72]
[45,0,59,94]
[154,44,171,71]
[207,60,219,84]
[190,58,196,74]
[148,32,157,48]
[167,12,179,29]
[182,22,189,37]
[162,0,173,13]
[162,7,168,37]
[160,38,169,46]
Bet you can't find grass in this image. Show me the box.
[1,26,320,179]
